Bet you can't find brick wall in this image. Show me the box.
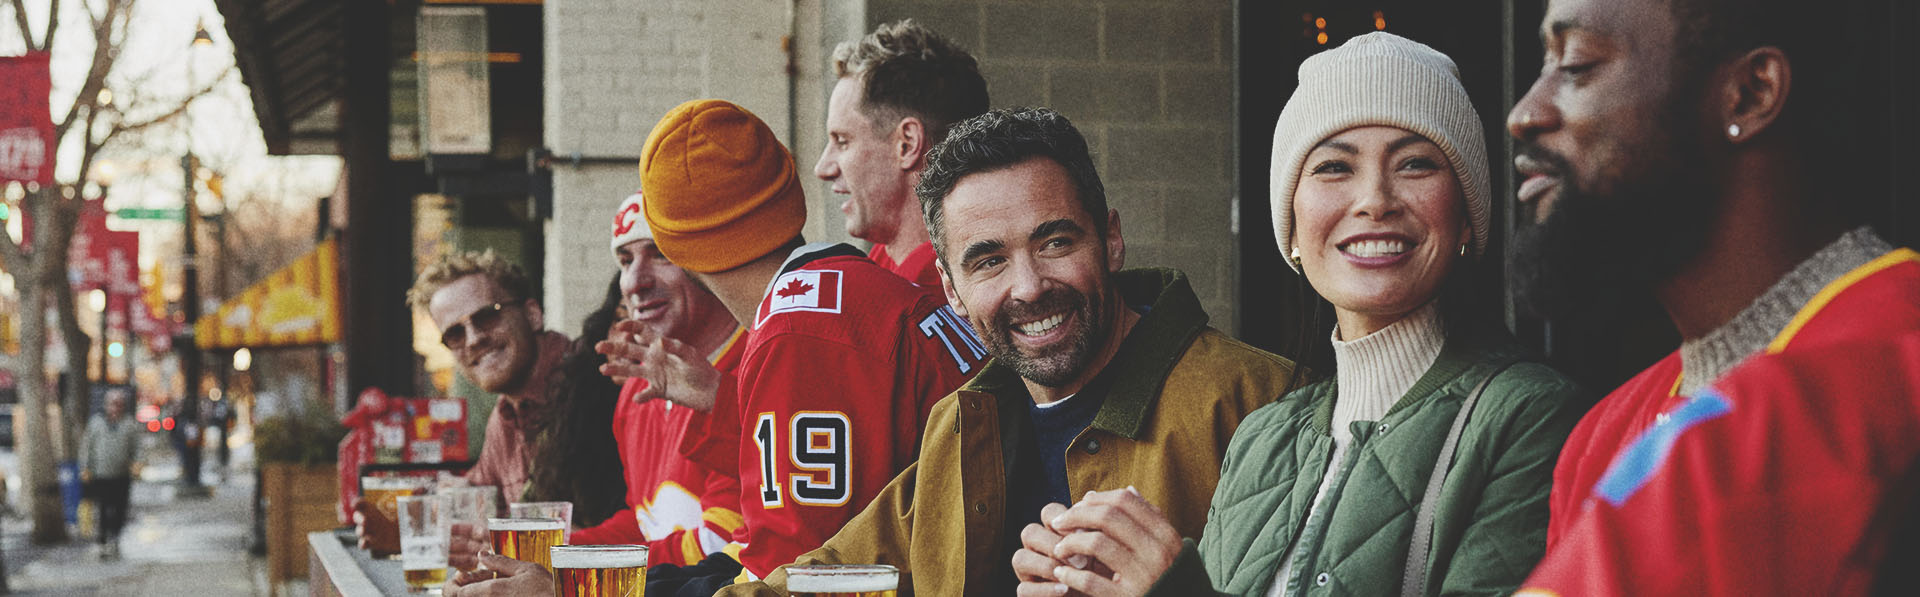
[542,0,793,331]
[796,0,1242,333]
[547,0,1240,334]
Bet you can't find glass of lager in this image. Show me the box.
[787,564,899,597]
[508,501,574,543]
[362,476,432,558]
[397,495,451,592]
[551,545,648,597]
[487,517,565,572]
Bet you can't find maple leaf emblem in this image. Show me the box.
[776,278,814,299]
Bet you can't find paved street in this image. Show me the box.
[0,437,272,596]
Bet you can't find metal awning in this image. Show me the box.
[213,0,344,155]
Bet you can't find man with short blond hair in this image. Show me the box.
[815,19,988,287]
[407,250,569,501]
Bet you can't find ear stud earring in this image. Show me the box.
[1727,123,1742,139]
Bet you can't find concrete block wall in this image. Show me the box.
[542,0,793,332]
[801,0,1242,333]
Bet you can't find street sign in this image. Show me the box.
[114,207,181,221]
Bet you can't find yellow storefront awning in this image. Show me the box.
[195,239,341,350]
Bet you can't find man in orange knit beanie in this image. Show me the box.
[450,100,982,596]
[638,98,986,591]
[451,100,988,597]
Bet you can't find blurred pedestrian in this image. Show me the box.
[210,398,232,477]
[82,390,141,560]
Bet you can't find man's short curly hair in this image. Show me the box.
[406,249,534,312]
[831,19,989,146]
[915,107,1107,262]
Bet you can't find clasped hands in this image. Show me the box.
[1013,487,1184,597]
[595,319,721,412]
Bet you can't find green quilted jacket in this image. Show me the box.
[1148,329,1585,597]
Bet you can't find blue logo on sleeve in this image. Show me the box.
[1593,391,1734,506]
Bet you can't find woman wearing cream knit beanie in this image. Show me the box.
[1019,32,1583,597]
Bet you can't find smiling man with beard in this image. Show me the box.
[410,250,572,502]
[1506,0,1920,593]
[720,107,1299,596]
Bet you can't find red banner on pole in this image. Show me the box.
[0,52,55,186]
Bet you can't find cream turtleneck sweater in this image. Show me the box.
[1269,303,1447,596]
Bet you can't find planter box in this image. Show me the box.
[262,462,340,592]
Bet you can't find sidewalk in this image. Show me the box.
[1,438,268,596]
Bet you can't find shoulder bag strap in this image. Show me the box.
[1400,359,1519,597]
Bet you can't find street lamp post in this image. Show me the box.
[174,21,215,491]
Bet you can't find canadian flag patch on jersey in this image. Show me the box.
[757,270,844,327]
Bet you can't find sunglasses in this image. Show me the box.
[439,302,515,349]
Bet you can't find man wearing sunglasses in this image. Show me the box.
[353,251,569,552]
[443,193,757,595]
[409,250,572,503]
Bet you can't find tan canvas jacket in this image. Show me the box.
[720,268,1299,596]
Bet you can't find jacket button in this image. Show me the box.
[1315,572,1329,586]
[1377,423,1389,434]
[973,502,986,514]
[1083,439,1101,454]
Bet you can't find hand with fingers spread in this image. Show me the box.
[448,521,489,571]
[445,552,552,596]
[595,319,721,411]
[1045,488,1184,597]
[602,313,634,385]
[1015,503,1098,597]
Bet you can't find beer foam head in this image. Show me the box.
[487,517,565,531]
[787,565,899,592]
[550,545,649,569]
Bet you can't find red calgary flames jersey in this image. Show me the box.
[733,250,985,578]
[869,242,942,289]
[1523,248,1920,595]
[570,328,747,568]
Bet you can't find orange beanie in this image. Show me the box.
[639,99,807,273]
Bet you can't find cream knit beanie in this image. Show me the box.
[1270,32,1489,273]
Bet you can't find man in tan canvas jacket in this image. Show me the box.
[722,108,1299,596]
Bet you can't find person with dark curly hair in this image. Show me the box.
[521,274,630,533]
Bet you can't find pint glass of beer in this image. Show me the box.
[362,476,432,558]
[397,494,451,592]
[551,545,648,597]
[508,501,574,543]
[488,517,565,572]
[787,564,899,597]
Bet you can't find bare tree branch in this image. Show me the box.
[95,69,230,149]
[54,0,125,143]
[9,0,34,50]
[41,0,57,52]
